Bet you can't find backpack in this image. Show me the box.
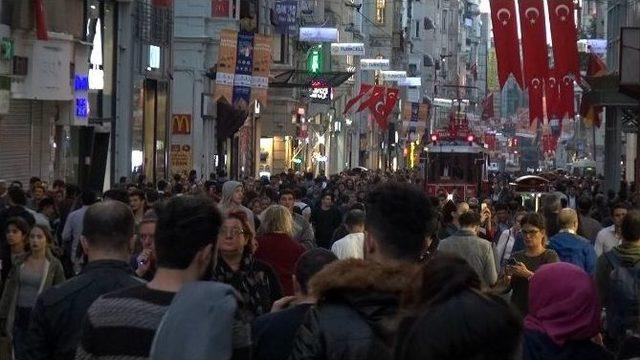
[149,281,239,360]
[605,251,640,340]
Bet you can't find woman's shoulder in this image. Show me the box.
[543,249,560,261]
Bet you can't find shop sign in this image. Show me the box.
[360,58,390,70]
[274,0,298,35]
[381,70,407,81]
[398,77,421,86]
[170,144,193,174]
[74,74,90,125]
[299,27,338,42]
[330,43,365,56]
[308,79,332,103]
[172,114,192,134]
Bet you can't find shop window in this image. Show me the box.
[272,34,289,64]
[442,10,448,32]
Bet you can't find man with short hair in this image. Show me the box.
[279,189,315,249]
[128,189,146,224]
[438,211,498,287]
[595,210,640,347]
[0,180,8,209]
[577,196,602,244]
[25,201,144,360]
[331,209,365,259]
[548,208,597,274]
[542,193,562,238]
[595,202,630,257]
[62,190,98,275]
[131,211,158,281]
[289,183,437,360]
[252,249,338,360]
[76,196,251,359]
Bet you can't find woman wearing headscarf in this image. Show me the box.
[523,262,613,360]
[219,181,255,233]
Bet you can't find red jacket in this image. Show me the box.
[255,233,306,296]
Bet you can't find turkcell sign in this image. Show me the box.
[360,58,390,70]
[299,27,338,42]
[398,77,421,86]
[381,71,407,81]
[330,43,365,56]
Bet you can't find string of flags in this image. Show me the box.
[344,84,399,129]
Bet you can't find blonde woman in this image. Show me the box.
[0,224,65,359]
[255,205,305,296]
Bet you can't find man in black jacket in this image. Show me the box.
[289,182,438,360]
[25,200,143,360]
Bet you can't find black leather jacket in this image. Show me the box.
[25,260,145,360]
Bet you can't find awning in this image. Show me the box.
[269,70,355,88]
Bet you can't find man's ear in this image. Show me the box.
[80,236,89,258]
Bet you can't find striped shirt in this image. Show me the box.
[76,285,174,359]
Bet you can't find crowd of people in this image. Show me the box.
[0,169,638,359]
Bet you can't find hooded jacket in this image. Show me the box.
[548,231,597,275]
[219,181,255,232]
[595,241,640,307]
[288,259,415,360]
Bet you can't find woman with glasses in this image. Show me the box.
[212,211,282,319]
[506,212,559,316]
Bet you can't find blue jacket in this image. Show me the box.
[548,231,597,275]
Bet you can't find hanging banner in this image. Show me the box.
[519,0,549,87]
[344,84,373,114]
[232,32,254,111]
[402,102,429,123]
[250,33,271,106]
[274,0,298,35]
[360,59,390,70]
[548,0,580,80]
[490,0,524,89]
[213,30,238,103]
[330,43,365,56]
[528,78,544,124]
[559,74,575,119]
[544,73,561,120]
[170,144,193,175]
[212,0,230,17]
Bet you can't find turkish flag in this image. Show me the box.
[490,0,524,89]
[528,77,544,124]
[544,73,561,120]
[344,84,372,114]
[482,92,494,120]
[371,87,399,129]
[548,0,580,80]
[357,86,385,113]
[559,74,575,119]
[519,0,549,86]
[34,0,48,41]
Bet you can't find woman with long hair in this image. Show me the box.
[212,211,282,319]
[1,217,30,289]
[0,224,65,359]
[506,212,559,316]
[255,205,306,296]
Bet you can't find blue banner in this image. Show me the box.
[232,32,254,110]
[274,0,298,35]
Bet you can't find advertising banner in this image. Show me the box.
[274,1,298,35]
[250,34,271,106]
[213,29,238,103]
[232,32,254,110]
[330,43,365,56]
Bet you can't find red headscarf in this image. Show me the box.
[524,262,601,346]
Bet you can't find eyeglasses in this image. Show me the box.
[219,227,245,237]
[521,228,540,236]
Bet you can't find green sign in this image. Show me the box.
[307,45,323,73]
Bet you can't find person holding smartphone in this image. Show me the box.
[506,212,559,316]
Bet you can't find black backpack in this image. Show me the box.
[605,251,640,340]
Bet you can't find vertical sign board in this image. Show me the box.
[274,0,298,35]
[171,114,192,176]
[170,144,193,175]
[74,74,90,126]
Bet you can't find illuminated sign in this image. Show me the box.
[307,46,323,73]
[330,43,365,56]
[397,77,421,86]
[360,58,390,70]
[149,45,160,69]
[309,80,333,103]
[381,70,407,81]
[299,27,338,42]
[172,114,192,134]
[74,75,89,123]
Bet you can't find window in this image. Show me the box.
[415,20,420,38]
[272,34,289,64]
[441,10,448,32]
[376,0,386,24]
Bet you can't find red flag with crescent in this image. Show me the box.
[357,85,385,113]
[371,87,398,129]
[490,0,524,89]
[548,0,579,80]
[519,0,549,87]
[344,84,373,114]
[528,77,544,124]
[559,74,575,119]
[34,0,49,40]
[545,72,561,120]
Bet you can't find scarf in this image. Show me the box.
[524,262,601,346]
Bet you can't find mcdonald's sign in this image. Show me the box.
[172,114,192,135]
